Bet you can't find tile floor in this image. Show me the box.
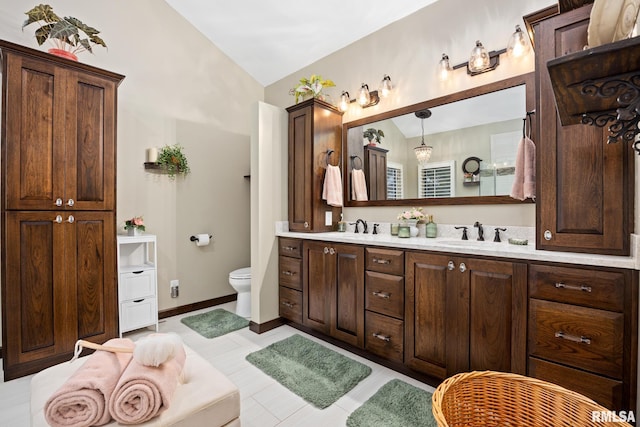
[0,302,435,426]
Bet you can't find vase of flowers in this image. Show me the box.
[397,207,425,237]
[125,216,145,236]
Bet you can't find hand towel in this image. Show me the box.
[322,164,343,207]
[351,169,368,201]
[108,340,186,424]
[510,136,536,201]
[44,338,135,427]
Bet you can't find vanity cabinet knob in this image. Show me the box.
[66,215,75,224]
[447,261,455,271]
[323,247,329,254]
[459,262,467,273]
[66,198,75,207]
[544,230,553,241]
[329,248,335,255]
[55,198,63,207]
[304,221,309,228]
[372,332,391,342]
[54,215,63,224]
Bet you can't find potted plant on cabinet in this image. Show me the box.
[22,4,107,61]
[157,144,190,179]
[363,128,385,146]
[290,74,336,104]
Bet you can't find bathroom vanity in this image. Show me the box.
[277,230,638,413]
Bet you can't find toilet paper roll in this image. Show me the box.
[195,234,210,247]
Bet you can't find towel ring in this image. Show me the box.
[350,155,363,170]
[325,150,340,168]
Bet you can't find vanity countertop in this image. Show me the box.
[276,227,640,270]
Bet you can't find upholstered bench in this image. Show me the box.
[30,345,240,426]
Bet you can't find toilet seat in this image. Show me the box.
[229,267,251,280]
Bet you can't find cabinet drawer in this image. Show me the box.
[365,311,404,363]
[120,298,157,332]
[529,299,623,378]
[279,256,302,290]
[365,271,404,319]
[279,238,302,258]
[529,264,625,312]
[365,248,404,275]
[279,286,302,324]
[529,357,623,410]
[119,270,156,300]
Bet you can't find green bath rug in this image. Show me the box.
[347,379,436,427]
[246,334,371,409]
[180,308,249,338]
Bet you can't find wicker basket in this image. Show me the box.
[432,371,632,427]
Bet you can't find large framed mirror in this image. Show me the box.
[343,73,535,206]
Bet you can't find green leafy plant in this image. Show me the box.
[157,144,190,179]
[290,74,335,103]
[22,4,107,54]
[363,128,385,144]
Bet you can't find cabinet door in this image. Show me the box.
[4,54,66,210]
[535,4,632,255]
[302,241,331,333]
[364,145,388,201]
[69,211,117,342]
[288,105,313,232]
[405,252,454,379]
[331,244,364,347]
[64,72,117,211]
[465,259,527,375]
[3,211,69,371]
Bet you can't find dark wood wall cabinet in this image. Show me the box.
[535,4,634,256]
[286,98,343,232]
[363,145,388,201]
[279,237,637,412]
[1,40,124,380]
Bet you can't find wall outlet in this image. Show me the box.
[170,280,179,298]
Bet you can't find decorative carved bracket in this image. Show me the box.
[580,75,640,153]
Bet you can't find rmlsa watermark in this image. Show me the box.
[591,411,635,423]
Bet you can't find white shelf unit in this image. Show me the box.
[117,234,158,336]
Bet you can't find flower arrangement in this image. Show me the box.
[124,216,145,232]
[290,74,335,103]
[397,207,426,222]
[22,4,107,59]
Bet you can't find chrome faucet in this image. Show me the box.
[355,219,368,234]
[474,221,484,241]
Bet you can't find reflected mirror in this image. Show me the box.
[343,73,535,206]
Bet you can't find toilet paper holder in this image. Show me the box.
[190,234,212,242]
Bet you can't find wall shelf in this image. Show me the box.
[546,36,640,153]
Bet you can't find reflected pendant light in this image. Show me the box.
[358,83,371,106]
[414,110,433,165]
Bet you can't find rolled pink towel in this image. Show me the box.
[44,338,135,427]
[108,341,186,424]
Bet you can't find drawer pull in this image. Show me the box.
[555,331,591,345]
[554,282,592,293]
[281,270,296,276]
[372,332,391,342]
[132,270,144,274]
[281,301,295,308]
[372,291,391,299]
[373,258,391,265]
[283,246,297,252]
[133,299,144,303]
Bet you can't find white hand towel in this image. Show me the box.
[322,164,343,207]
[510,136,536,201]
[351,169,368,201]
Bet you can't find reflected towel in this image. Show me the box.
[351,169,368,201]
[510,136,536,201]
[322,164,343,207]
[108,341,186,424]
[44,338,135,427]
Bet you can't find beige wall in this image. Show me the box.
[265,0,554,228]
[0,0,263,339]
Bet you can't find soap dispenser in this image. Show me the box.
[426,215,437,238]
[337,213,347,232]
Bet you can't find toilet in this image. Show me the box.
[229,267,251,318]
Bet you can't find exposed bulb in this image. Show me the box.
[379,75,392,98]
[358,83,371,106]
[507,25,531,59]
[468,40,490,72]
[438,53,452,81]
[339,91,350,112]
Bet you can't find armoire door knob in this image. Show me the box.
[66,215,75,223]
[55,215,63,223]
[55,198,63,207]
[66,198,75,207]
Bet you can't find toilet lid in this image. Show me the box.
[230,267,251,279]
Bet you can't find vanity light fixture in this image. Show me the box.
[414,109,433,165]
[339,91,351,112]
[438,53,453,81]
[379,74,393,98]
[506,25,531,59]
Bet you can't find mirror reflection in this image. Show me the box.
[343,73,534,206]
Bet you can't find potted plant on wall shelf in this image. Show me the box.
[363,128,385,146]
[157,144,190,179]
[22,4,107,61]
